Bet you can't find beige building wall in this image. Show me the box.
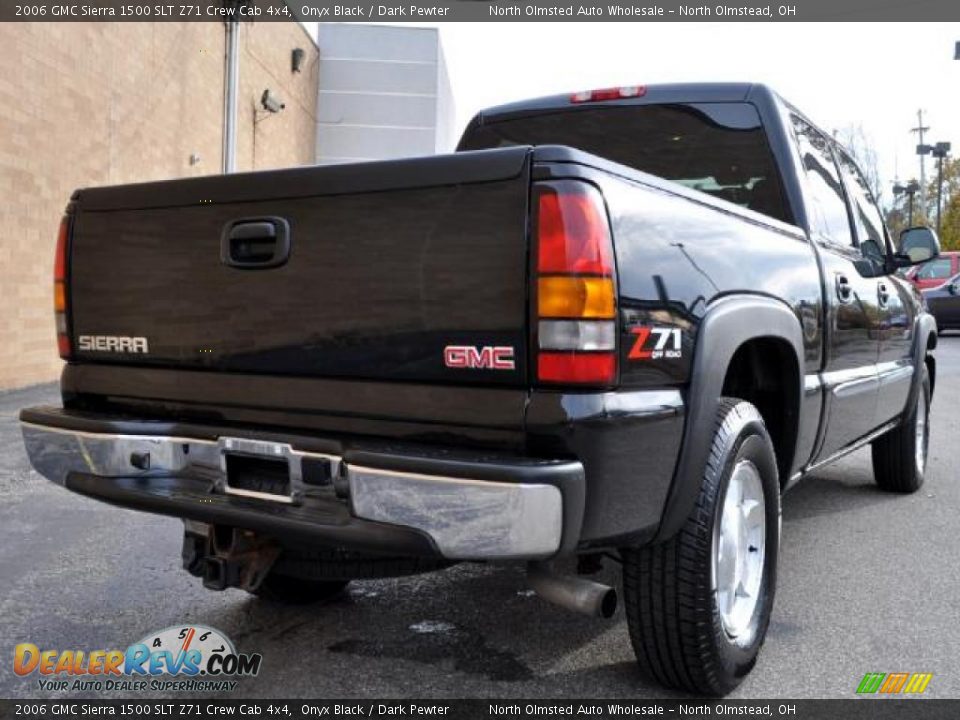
[0,21,319,390]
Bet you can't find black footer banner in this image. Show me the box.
[2,700,959,720]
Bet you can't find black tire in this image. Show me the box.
[871,364,931,493]
[251,573,348,605]
[622,398,780,696]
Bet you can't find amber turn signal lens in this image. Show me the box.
[538,276,615,319]
[54,281,66,312]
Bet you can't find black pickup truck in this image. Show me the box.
[21,83,940,695]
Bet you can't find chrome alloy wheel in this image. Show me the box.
[712,460,766,641]
[915,389,928,476]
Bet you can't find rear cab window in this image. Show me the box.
[458,102,793,225]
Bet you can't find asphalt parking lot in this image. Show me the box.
[2,337,959,700]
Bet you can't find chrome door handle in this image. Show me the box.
[877,282,890,307]
[836,274,852,303]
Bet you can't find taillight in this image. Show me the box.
[534,182,617,386]
[570,86,646,104]
[54,215,71,359]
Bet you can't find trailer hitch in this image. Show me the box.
[182,524,280,592]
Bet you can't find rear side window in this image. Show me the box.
[790,115,853,247]
[458,102,792,225]
[917,258,953,280]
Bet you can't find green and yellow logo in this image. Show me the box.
[856,672,933,694]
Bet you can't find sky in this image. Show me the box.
[308,22,960,207]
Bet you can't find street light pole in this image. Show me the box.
[894,181,921,227]
[932,142,951,235]
[937,156,943,233]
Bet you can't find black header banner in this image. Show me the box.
[1,0,959,21]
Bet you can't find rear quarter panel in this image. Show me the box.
[589,170,823,385]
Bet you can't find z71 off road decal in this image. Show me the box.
[628,327,682,361]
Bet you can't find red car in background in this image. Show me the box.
[905,251,960,290]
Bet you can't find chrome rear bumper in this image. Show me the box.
[21,418,576,560]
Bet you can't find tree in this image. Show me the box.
[927,157,960,251]
[835,124,884,206]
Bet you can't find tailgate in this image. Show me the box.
[68,148,532,386]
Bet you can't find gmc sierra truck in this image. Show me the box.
[21,83,940,695]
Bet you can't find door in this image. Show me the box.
[835,149,916,426]
[791,116,882,462]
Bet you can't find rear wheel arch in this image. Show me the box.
[924,331,937,398]
[907,313,937,409]
[654,295,805,543]
[721,337,801,487]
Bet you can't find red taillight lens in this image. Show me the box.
[538,352,616,384]
[534,182,617,386]
[55,217,68,281]
[537,188,614,275]
[57,334,72,358]
[570,86,646,104]
[54,215,71,360]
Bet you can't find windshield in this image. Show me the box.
[458,102,792,225]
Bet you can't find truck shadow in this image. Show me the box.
[780,455,906,523]
[221,559,672,696]
[230,447,941,696]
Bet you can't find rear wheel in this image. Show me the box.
[622,399,780,696]
[871,364,930,493]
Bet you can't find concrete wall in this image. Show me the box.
[315,24,455,164]
[0,21,319,391]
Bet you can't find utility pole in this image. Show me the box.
[910,109,930,217]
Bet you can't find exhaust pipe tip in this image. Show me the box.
[203,557,229,591]
[527,561,618,619]
[596,586,618,619]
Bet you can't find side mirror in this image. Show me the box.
[950,281,960,296]
[895,227,941,267]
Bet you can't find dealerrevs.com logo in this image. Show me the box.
[14,625,261,693]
